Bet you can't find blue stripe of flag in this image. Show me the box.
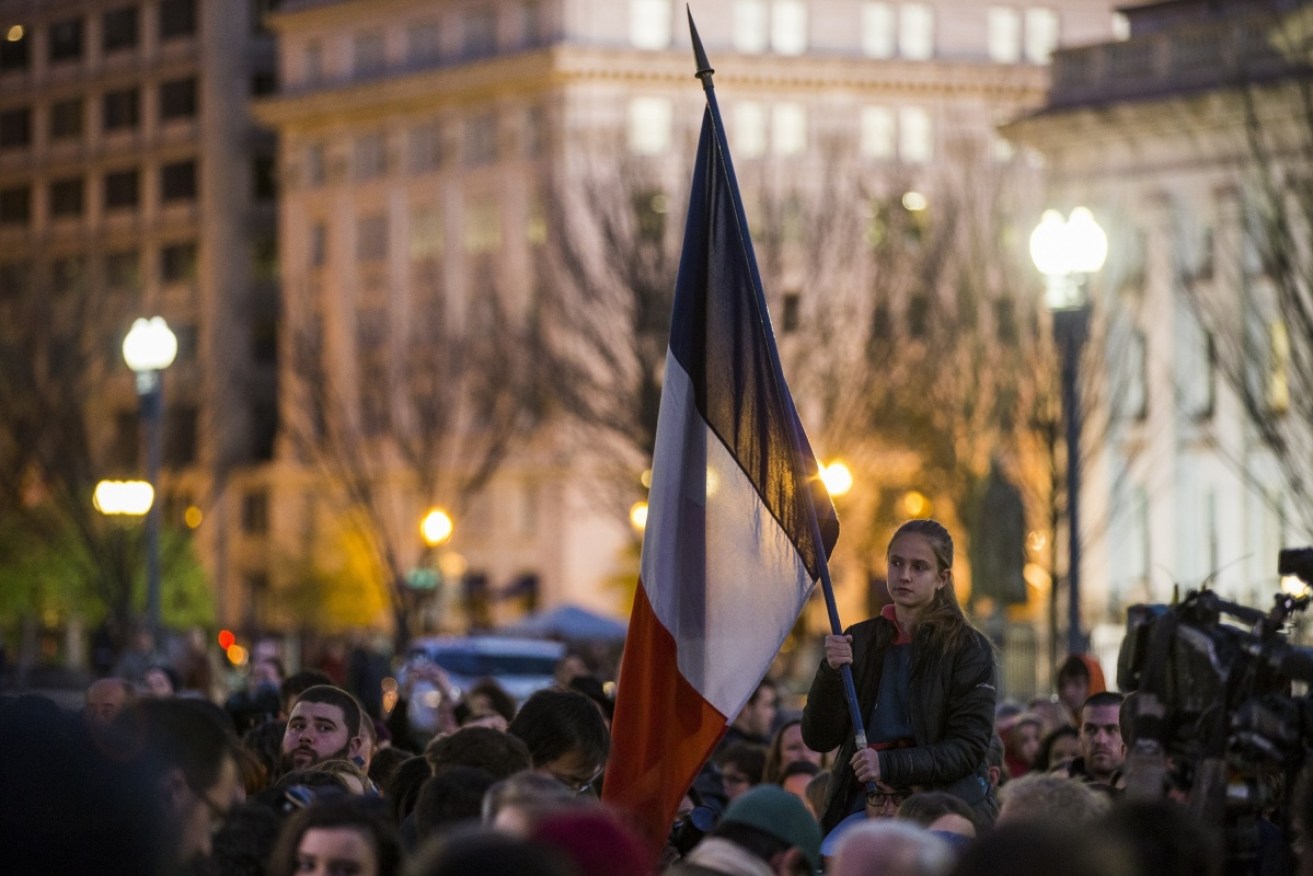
[667,106,839,581]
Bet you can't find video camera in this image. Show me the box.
[1116,548,1313,874]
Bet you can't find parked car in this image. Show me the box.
[399,635,565,734]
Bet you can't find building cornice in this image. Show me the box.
[255,44,1050,129]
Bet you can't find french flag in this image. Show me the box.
[600,58,840,852]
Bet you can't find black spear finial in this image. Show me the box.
[687,5,714,87]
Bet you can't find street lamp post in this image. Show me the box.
[1030,208,1107,657]
[122,317,178,638]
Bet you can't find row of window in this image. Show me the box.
[0,161,198,223]
[0,1,197,73]
[629,98,942,163]
[291,0,1059,90]
[0,244,199,296]
[630,0,1060,63]
[0,79,197,148]
[297,2,542,85]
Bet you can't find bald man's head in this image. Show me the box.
[85,677,136,724]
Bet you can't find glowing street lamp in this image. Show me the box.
[93,480,155,516]
[420,507,455,547]
[122,316,177,637]
[1030,207,1107,656]
[819,461,853,497]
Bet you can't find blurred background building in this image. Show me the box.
[14,0,1311,698]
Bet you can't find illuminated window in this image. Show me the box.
[734,101,767,158]
[987,7,1021,62]
[861,2,894,57]
[628,97,671,155]
[464,196,501,253]
[772,0,807,55]
[773,103,806,156]
[899,3,934,60]
[734,0,767,53]
[898,106,932,162]
[860,106,895,159]
[1025,8,1058,63]
[630,0,671,50]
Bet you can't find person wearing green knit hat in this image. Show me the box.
[665,783,822,875]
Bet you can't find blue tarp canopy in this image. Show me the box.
[498,604,627,642]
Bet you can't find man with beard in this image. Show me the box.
[281,684,366,775]
[1064,691,1126,790]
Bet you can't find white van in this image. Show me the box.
[399,635,564,733]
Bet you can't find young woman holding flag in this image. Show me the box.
[802,518,998,836]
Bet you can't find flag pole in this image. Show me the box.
[687,6,875,790]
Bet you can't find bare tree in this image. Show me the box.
[0,267,208,674]
[282,270,552,650]
[539,141,1072,627]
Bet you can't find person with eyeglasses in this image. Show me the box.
[802,519,999,842]
[508,688,610,797]
[116,697,246,869]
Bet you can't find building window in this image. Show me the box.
[628,96,671,155]
[304,40,324,82]
[1025,8,1059,64]
[0,25,29,71]
[354,30,386,76]
[49,177,84,218]
[463,197,501,253]
[164,405,198,465]
[408,123,443,173]
[860,106,895,159]
[0,186,30,225]
[987,7,1021,62]
[861,2,894,57]
[161,160,197,201]
[733,0,768,53]
[241,490,269,535]
[309,222,327,268]
[104,168,139,210]
[52,256,87,295]
[0,261,32,299]
[304,144,325,187]
[410,204,444,262]
[355,132,387,180]
[734,101,767,158]
[630,0,671,50]
[899,106,933,162]
[159,77,198,120]
[251,233,277,283]
[1122,328,1148,420]
[49,18,85,63]
[781,292,801,333]
[772,103,806,156]
[160,241,198,283]
[899,3,934,59]
[103,7,139,53]
[0,107,30,149]
[159,0,198,41]
[772,0,807,55]
[251,71,276,96]
[357,213,388,262]
[464,113,498,165]
[103,87,139,131]
[253,156,276,200]
[49,98,84,140]
[462,7,496,58]
[408,20,441,64]
[524,106,546,158]
[105,249,140,289]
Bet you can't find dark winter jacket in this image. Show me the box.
[801,613,998,832]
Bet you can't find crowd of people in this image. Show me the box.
[4,518,1313,875]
